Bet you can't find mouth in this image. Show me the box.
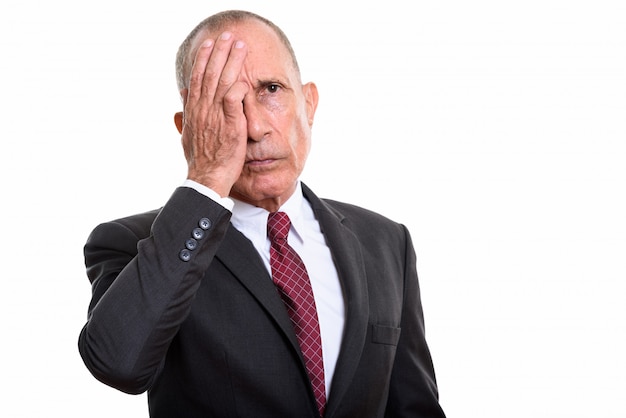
[245,158,277,167]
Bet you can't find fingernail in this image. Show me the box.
[234,40,245,49]
[220,32,232,40]
[202,39,213,48]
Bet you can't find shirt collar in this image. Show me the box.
[230,181,306,244]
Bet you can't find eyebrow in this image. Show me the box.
[255,78,281,86]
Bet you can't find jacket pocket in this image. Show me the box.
[371,324,401,346]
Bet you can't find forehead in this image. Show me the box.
[189,19,290,66]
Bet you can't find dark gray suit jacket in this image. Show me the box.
[78,183,445,417]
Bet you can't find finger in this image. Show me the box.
[222,81,249,119]
[196,32,237,104]
[187,39,215,106]
[213,39,248,104]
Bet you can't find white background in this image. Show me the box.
[1,1,624,417]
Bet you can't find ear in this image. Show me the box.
[174,88,189,134]
[174,112,183,134]
[302,82,319,127]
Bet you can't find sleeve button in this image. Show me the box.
[185,238,198,251]
[192,227,204,240]
[179,249,191,262]
[199,217,211,230]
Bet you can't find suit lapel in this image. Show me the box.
[215,226,301,351]
[303,185,370,416]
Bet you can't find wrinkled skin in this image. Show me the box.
[174,19,319,212]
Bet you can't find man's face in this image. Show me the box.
[190,20,318,209]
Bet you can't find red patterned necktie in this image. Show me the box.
[267,211,326,417]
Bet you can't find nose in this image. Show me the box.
[243,96,269,142]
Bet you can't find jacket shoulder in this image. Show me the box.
[321,198,404,230]
[89,209,161,243]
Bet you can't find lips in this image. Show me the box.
[245,157,276,166]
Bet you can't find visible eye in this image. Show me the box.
[266,83,281,93]
[256,81,284,104]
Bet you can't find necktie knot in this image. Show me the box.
[267,212,291,242]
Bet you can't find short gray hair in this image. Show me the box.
[175,10,301,91]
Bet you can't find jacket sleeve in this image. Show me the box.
[385,225,447,417]
[78,187,232,394]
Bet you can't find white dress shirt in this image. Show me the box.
[183,180,345,396]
